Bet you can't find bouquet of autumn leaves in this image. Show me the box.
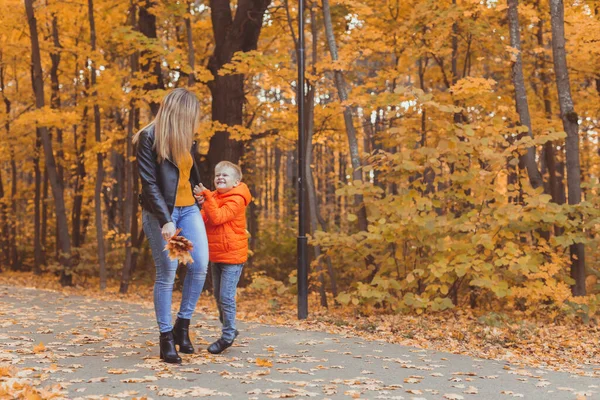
[164,228,194,265]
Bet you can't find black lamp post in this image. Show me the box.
[297,0,308,320]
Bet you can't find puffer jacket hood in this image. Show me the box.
[217,183,252,206]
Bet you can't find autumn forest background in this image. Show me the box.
[1,0,600,320]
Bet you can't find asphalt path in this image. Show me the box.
[0,285,598,399]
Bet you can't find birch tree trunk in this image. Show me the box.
[549,0,586,296]
[25,0,73,285]
[507,0,544,189]
[321,0,368,232]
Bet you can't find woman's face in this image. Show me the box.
[214,167,240,193]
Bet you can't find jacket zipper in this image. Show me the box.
[167,158,180,209]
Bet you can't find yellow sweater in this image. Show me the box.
[175,153,195,207]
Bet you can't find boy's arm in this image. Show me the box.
[194,186,209,223]
[201,191,246,226]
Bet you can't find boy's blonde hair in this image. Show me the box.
[133,88,200,164]
[215,161,242,181]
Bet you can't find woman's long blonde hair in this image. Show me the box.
[133,88,200,164]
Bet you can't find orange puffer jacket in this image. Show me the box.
[201,183,252,264]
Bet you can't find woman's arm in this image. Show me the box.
[137,131,172,227]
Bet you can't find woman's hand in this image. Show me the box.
[161,222,176,241]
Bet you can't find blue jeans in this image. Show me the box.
[211,263,244,342]
[142,206,209,333]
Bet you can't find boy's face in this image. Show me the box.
[214,167,240,193]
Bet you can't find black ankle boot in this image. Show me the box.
[159,331,182,364]
[207,338,233,354]
[172,318,194,354]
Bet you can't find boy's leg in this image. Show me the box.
[218,263,244,342]
[211,263,223,324]
[177,206,209,319]
[142,209,180,333]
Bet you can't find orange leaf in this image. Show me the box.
[33,342,46,353]
[255,358,273,367]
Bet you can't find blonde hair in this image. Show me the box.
[133,88,200,164]
[215,161,242,181]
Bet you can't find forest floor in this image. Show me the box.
[0,272,599,399]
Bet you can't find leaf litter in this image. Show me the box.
[1,273,599,399]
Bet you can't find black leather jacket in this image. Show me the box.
[137,125,201,227]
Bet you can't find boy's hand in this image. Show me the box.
[193,184,206,205]
[193,183,207,194]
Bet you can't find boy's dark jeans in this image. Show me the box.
[211,262,244,342]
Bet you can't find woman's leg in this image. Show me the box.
[142,209,180,333]
[218,263,243,342]
[177,206,209,319]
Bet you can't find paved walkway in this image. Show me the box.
[0,285,598,399]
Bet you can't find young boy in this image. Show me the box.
[193,161,251,354]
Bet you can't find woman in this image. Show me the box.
[133,88,208,364]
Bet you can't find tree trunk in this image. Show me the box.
[49,12,64,267]
[303,4,329,307]
[25,0,73,284]
[305,84,327,308]
[139,0,164,115]
[273,144,281,220]
[322,0,367,232]
[1,60,19,271]
[549,0,586,296]
[507,0,544,189]
[71,48,86,250]
[246,144,259,272]
[0,60,7,270]
[72,120,87,248]
[336,151,346,228]
[451,0,463,126]
[50,12,65,185]
[0,167,5,270]
[286,150,296,218]
[34,129,44,272]
[535,9,563,213]
[10,151,19,270]
[121,102,138,294]
[121,1,140,294]
[205,0,271,177]
[88,0,107,289]
[41,167,49,266]
[185,1,196,86]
